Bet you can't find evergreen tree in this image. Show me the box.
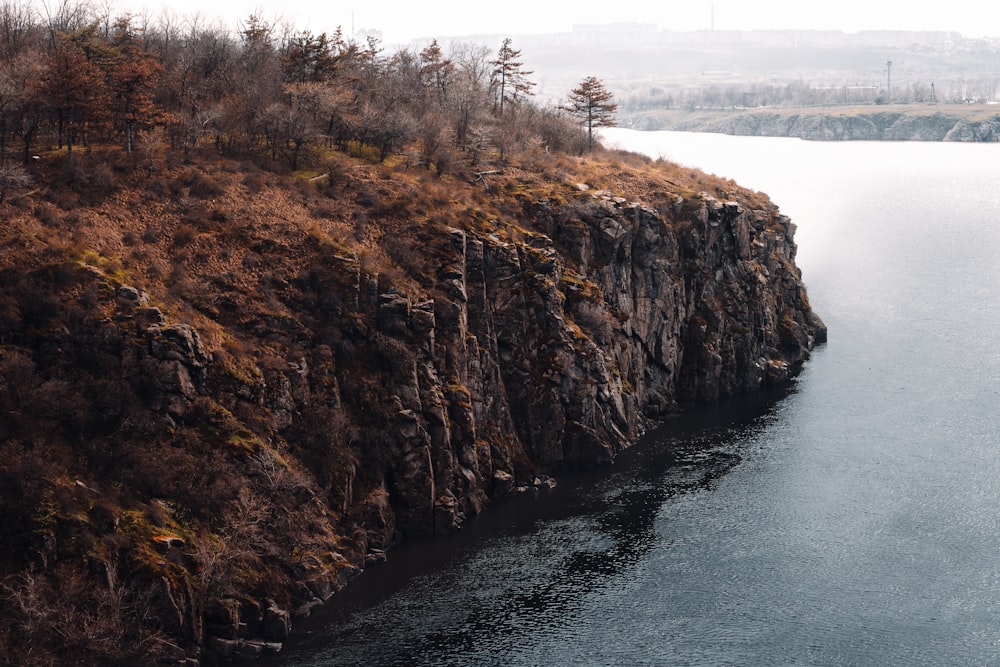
[489,38,534,113]
[37,32,109,161]
[281,30,339,83]
[419,39,453,104]
[562,76,617,150]
[107,18,164,154]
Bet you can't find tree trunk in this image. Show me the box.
[66,110,74,162]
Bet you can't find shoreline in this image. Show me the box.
[620,104,1000,141]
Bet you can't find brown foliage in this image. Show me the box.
[1,563,173,666]
[0,33,744,659]
[0,6,611,176]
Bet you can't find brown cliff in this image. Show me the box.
[0,148,824,664]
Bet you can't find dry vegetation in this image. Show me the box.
[0,2,772,664]
[0,127,756,664]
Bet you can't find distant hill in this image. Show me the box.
[618,104,1000,141]
[433,27,1000,111]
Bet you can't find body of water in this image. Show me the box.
[268,130,1000,666]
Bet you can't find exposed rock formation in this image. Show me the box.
[307,188,825,538]
[0,156,824,664]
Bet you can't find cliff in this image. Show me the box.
[0,149,824,664]
[626,106,1000,141]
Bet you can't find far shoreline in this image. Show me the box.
[621,103,1000,141]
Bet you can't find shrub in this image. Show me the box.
[242,171,267,193]
[0,163,32,203]
[70,160,119,204]
[185,172,223,198]
[172,224,197,247]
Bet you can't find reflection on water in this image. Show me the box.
[270,385,795,667]
[270,131,1000,666]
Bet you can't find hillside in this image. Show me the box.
[0,141,825,664]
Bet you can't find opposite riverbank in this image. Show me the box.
[621,104,1000,141]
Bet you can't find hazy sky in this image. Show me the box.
[116,0,1000,44]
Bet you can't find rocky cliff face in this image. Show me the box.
[0,154,824,663]
[330,186,825,537]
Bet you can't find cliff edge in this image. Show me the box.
[0,148,824,663]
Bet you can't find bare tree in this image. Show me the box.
[263,81,337,168]
[0,161,31,201]
[38,0,94,50]
[450,43,491,150]
[0,0,38,59]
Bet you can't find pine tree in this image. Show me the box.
[107,20,165,154]
[419,39,453,104]
[562,76,617,150]
[489,38,534,114]
[37,34,108,161]
[281,30,339,83]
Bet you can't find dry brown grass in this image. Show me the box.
[0,139,799,665]
[0,143,775,487]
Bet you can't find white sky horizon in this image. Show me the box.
[109,0,1000,45]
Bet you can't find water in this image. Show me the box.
[269,130,1000,666]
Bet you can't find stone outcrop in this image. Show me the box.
[278,186,826,538]
[188,185,821,657]
[0,166,824,665]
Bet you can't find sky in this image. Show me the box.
[114,0,1000,44]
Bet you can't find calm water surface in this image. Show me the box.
[271,130,1000,666]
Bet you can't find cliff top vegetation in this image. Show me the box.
[0,0,622,186]
[0,4,789,665]
[0,122,766,667]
